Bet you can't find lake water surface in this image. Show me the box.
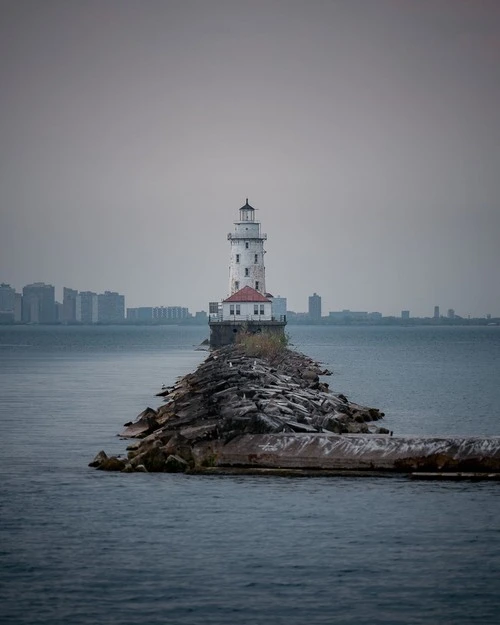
[1,325,499,624]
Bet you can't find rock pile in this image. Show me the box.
[90,344,385,473]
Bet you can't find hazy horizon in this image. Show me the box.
[1,0,499,317]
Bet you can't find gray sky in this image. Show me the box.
[1,0,499,317]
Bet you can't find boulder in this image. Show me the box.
[89,450,108,468]
[165,454,189,473]
[97,456,126,471]
[120,407,159,438]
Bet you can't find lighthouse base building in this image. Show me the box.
[208,199,286,348]
[209,286,287,348]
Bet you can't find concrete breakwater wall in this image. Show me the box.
[90,344,500,476]
[192,433,500,474]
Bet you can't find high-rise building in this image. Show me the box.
[433,305,440,319]
[22,283,56,323]
[152,306,189,321]
[76,291,98,323]
[0,283,16,323]
[62,287,78,323]
[55,301,63,322]
[0,283,15,312]
[401,310,410,320]
[308,293,322,321]
[97,291,125,323]
[270,295,287,320]
[14,293,22,322]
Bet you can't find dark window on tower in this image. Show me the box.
[245,268,249,277]
[255,281,259,291]
[236,254,240,263]
[245,242,249,249]
[254,254,258,263]
[235,281,239,290]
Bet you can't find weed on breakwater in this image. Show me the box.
[236,330,289,364]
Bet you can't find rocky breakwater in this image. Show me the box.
[90,344,500,477]
[90,344,387,473]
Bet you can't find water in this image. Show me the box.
[291,325,500,436]
[1,325,499,624]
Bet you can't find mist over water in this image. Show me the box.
[1,325,499,624]
[1,1,500,316]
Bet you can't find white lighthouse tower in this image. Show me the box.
[227,199,267,295]
[209,198,286,348]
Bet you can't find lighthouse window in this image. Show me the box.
[230,305,235,315]
[245,241,249,249]
[254,254,258,263]
[235,281,239,290]
[255,281,259,291]
[254,305,259,315]
[245,268,249,277]
[236,305,241,315]
[260,305,265,315]
[236,254,240,263]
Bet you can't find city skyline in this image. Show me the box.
[1,2,499,318]
[1,280,497,323]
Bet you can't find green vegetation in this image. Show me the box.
[236,330,289,364]
[200,451,219,468]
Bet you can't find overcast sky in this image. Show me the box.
[1,0,499,317]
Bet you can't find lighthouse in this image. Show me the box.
[209,199,286,348]
[227,199,267,295]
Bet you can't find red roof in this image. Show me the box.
[223,286,271,303]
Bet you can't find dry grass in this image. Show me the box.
[236,330,289,364]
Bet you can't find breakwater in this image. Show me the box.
[90,344,500,476]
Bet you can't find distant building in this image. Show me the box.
[22,283,56,323]
[329,309,368,322]
[126,306,194,323]
[62,287,78,323]
[97,291,125,323]
[433,305,440,319]
[14,293,22,322]
[55,301,64,322]
[286,311,309,322]
[447,308,455,319]
[401,310,410,320]
[269,295,287,320]
[152,306,189,321]
[76,291,98,323]
[0,283,16,322]
[194,310,208,322]
[127,307,154,322]
[308,293,322,321]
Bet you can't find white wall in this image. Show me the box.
[222,300,272,320]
